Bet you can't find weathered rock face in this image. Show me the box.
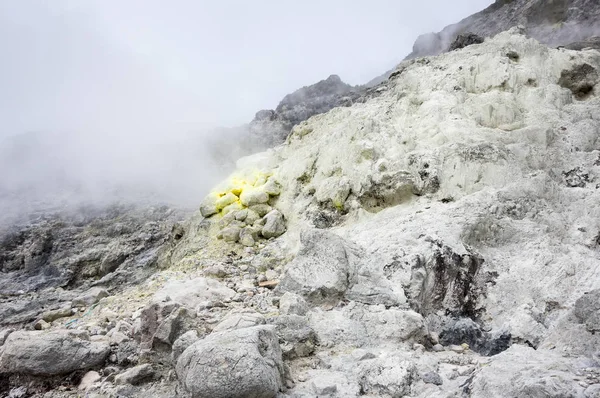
[0,330,109,376]
[176,326,285,398]
[406,0,600,60]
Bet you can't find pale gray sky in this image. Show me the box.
[0,0,493,139]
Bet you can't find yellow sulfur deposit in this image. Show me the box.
[200,171,279,219]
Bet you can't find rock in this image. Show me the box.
[176,326,285,398]
[215,192,239,211]
[212,310,265,332]
[448,32,484,51]
[277,229,350,305]
[152,307,192,349]
[0,328,14,345]
[432,344,445,352]
[33,319,50,330]
[172,330,199,362]
[0,330,109,376]
[312,379,338,395]
[240,189,270,206]
[239,227,257,247]
[279,292,308,316]
[422,371,443,385]
[449,345,465,354]
[221,226,241,243]
[262,179,281,196]
[73,287,109,307]
[42,306,73,322]
[351,349,377,361]
[315,176,351,209]
[139,300,192,351]
[574,289,600,333]
[261,210,286,239]
[358,357,416,397]
[7,387,27,398]
[558,63,598,99]
[249,204,272,217]
[78,370,101,391]
[153,277,235,310]
[271,315,318,359]
[115,364,154,385]
[468,345,585,397]
[244,209,261,224]
[199,195,219,217]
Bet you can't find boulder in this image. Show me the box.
[277,229,350,304]
[261,210,286,239]
[358,357,417,397]
[172,330,199,362]
[176,326,285,398]
[115,364,154,385]
[153,277,235,310]
[72,287,109,307]
[212,310,265,333]
[0,330,109,376]
[279,292,308,316]
[573,289,600,333]
[240,189,270,206]
[271,315,318,359]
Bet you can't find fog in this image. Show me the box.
[0,0,493,221]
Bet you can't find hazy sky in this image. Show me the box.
[0,0,493,139]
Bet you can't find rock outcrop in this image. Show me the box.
[407,0,600,60]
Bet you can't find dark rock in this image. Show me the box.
[558,64,598,99]
[438,318,511,356]
[574,289,600,333]
[409,240,485,317]
[422,371,443,385]
[448,33,484,51]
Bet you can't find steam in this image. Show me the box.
[0,1,497,225]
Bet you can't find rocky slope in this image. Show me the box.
[2,27,599,397]
[408,0,600,59]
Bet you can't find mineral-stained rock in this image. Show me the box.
[0,330,109,376]
[176,326,285,398]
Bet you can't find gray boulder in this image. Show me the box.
[270,315,318,359]
[261,210,286,239]
[176,326,285,398]
[172,330,199,362]
[115,364,154,385]
[277,229,350,304]
[279,292,308,316]
[0,330,109,376]
[574,289,600,333]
